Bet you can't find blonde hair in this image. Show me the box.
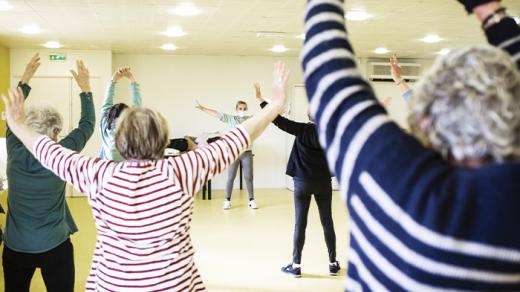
[411,45,520,162]
[115,107,169,160]
[26,106,63,138]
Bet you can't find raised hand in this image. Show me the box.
[271,61,290,110]
[195,100,204,110]
[21,53,41,84]
[2,87,27,127]
[390,54,402,83]
[70,60,91,93]
[121,67,136,83]
[111,66,127,82]
[254,83,264,102]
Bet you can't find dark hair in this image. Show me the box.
[107,103,129,130]
[235,100,248,110]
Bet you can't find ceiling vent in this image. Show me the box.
[368,61,421,82]
[255,31,286,38]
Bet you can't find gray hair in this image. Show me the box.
[26,106,63,138]
[410,44,520,163]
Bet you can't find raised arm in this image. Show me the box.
[101,67,125,118]
[195,100,220,118]
[172,62,289,195]
[121,67,142,106]
[6,54,40,152]
[459,1,520,68]
[60,60,95,151]
[255,82,306,135]
[390,54,413,103]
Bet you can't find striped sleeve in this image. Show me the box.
[33,136,114,198]
[169,125,250,196]
[486,17,520,68]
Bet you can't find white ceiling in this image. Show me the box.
[0,0,519,58]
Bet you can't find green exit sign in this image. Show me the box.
[49,53,66,61]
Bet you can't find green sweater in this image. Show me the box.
[4,82,95,253]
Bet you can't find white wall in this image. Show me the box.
[113,54,304,190]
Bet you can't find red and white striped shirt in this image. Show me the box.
[33,126,250,292]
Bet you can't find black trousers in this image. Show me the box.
[293,178,337,264]
[3,238,75,292]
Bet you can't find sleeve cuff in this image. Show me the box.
[80,92,93,99]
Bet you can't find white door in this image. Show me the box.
[286,85,339,191]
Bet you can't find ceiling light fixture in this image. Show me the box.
[270,45,289,53]
[437,48,451,56]
[373,47,390,55]
[171,3,202,16]
[161,43,177,51]
[345,10,372,21]
[421,34,443,43]
[0,1,13,11]
[43,41,62,49]
[20,24,42,35]
[161,26,187,37]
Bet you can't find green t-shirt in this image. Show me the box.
[4,83,95,253]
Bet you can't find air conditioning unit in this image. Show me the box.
[368,61,421,82]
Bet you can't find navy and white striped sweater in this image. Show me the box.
[302,0,520,290]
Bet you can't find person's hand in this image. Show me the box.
[254,83,264,103]
[111,66,127,82]
[271,61,290,111]
[70,60,91,93]
[381,96,392,108]
[20,53,41,85]
[2,87,27,127]
[195,100,204,111]
[390,54,402,83]
[457,0,500,14]
[121,67,137,83]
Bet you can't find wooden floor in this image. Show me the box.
[0,189,349,291]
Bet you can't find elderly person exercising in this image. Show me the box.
[3,55,95,292]
[303,0,520,290]
[2,62,289,291]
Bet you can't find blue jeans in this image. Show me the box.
[293,178,336,264]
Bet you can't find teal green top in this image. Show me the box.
[4,82,95,253]
[99,80,141,162]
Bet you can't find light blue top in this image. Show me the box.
[99,81,142,162]
[218,112,252,150]
[402,89,413,103]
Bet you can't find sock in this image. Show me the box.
[292,263,301,268]
[225,198,230,201]
[329,261,337,266]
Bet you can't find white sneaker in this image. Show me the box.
[248,200,258,209]
[223,200,231,210]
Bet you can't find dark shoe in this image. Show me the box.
[281,263,301,278]
[329,261,341,276]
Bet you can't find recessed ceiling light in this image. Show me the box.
[345,10,372,21]
[437,48,450,56]
[171,3,202,16]
[20,24,42,35]
[43,41,62,49]
[421,34,443,43]
[161,43,177,51]
[161,26,187,37]
[373,47,390,55]
[270,45,289,53]
[0,1,13,11]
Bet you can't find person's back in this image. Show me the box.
[86,160,202,291]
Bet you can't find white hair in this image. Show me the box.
[410,44,520,163]
[26,106,63,138]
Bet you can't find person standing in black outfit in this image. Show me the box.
[254,83,340,278]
